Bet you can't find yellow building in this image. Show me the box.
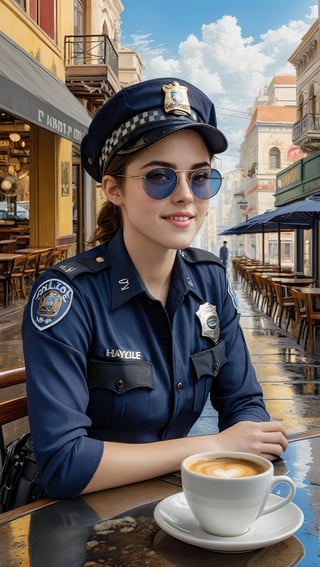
[0,1,144,254]
[0,0,92,253]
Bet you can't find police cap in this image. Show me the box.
[81,77,228,182]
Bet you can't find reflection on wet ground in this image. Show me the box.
[1,276,320,436]
[191,274,320,436]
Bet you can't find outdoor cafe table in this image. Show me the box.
[270,277,317,287]
[295,286,320,310]
[0,253,22,264]
[15,247,53,254]
[0,430,319,566]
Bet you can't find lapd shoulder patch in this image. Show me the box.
[30,278,73,331]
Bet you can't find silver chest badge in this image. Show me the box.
[196,302,220,344]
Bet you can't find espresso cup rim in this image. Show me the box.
[181,451,272,478]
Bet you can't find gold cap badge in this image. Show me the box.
[162,81,191,116]
[196,303,220,344]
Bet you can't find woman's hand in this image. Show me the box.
[213,420,288,460]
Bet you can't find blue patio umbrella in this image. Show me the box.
[254,193,320,277]
[221,210,310,267]
[259,193,320,225]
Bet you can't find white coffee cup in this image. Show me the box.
[181,451,296,537]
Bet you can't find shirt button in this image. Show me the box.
[176,382,184,392]
[115,379,125,390]
[213,362,220,371]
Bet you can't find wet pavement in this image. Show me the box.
[1,275,320,436]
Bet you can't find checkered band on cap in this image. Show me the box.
[99,107,200,176]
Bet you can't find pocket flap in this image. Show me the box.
[87,360,154,394]
[190,341,226,379]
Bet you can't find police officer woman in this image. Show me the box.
[22,78,287,499]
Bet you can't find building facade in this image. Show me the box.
[0,0,143,254]
[275,12,320,277]
[229,76,304,265]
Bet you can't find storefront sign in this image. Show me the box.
[37,110,83,143]
[277,163,301,189]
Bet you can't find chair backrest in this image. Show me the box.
[24,253,39,274]
[15,235,30,249]
[0,367,27,467]
[0,240,17,253]
[36,249,53,276]
[23,253,40,288]
[10,254,27,276]
[55,244,70,261]
[47,248,62,266]
[272,281,284,304]
[290,287,307,323]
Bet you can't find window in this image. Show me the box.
[269,147,280,169]
[12,0,26,9]
[283,243,291,261]
[29,0,56,40]
[74,0,84,35]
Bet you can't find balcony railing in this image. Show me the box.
[64,35,118,75]
[292,113,320,151]
[64,35,120,106]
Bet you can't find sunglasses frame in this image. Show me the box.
[116,167,222,200]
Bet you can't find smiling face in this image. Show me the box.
[102,129,212,255]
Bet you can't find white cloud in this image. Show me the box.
[124,8,317,173]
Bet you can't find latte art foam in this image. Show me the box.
[186,457,267,478]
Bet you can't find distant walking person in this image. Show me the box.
[219,240,229,267]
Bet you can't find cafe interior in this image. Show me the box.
[0,113,30,240]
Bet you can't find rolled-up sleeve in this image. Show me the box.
[22,274,104,498]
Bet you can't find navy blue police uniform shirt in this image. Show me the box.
[22,230,269,499]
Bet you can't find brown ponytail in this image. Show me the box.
[88,154,128,245]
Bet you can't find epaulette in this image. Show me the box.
[49,248,109,281]
[180,247,223,265]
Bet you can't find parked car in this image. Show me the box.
[0,201,29,220]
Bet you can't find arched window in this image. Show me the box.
[269,147,281,169]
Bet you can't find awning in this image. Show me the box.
[0,33,91,144]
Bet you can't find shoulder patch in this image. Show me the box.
[180,247,221,264]
[30,278,73,331]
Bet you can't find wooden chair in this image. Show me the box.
[23,253,40,292]
[15,235,30,250]
[264,277,278,319]
[10,254,27,300]
[290,287,309,349]
[0,367,52,512]
[303,293,320,354]
[0,254,27,305]
[0,240,17,253]
[272,281,295,331]
[54,244,70,261]
[47,248,62,266]
[36,249,53,277]
[254,274,274,315]
[0,367,27,469]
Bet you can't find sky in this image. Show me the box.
[120,1,318,173]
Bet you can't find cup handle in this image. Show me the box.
[260,475,296,517]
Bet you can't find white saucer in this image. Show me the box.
[154,492,304,553]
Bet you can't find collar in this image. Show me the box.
[107,232,203,309]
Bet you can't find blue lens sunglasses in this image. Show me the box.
[117,168,222,200]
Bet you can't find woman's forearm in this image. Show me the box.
[82,420,288,493]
